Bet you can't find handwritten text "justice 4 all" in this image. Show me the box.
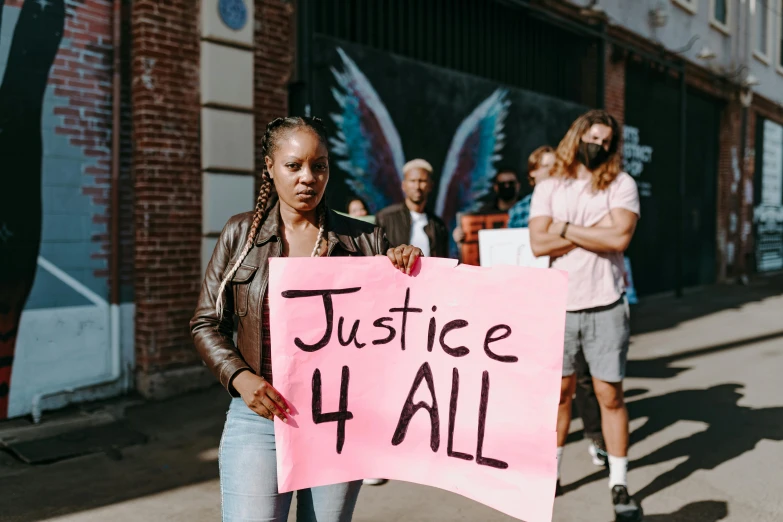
[282,286,515,470]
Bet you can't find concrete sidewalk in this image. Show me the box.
[2,275,782,521]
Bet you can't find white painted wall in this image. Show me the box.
[201,41,254,109]
[201,108,255,172]
[568,0,783,106]
[8,302,135,418]
[202,173,256,235]
[199,0,257,278]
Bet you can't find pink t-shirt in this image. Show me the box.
[529,172,640,312]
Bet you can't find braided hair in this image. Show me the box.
[214,116,329,319]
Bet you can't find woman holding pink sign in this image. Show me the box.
[191,117,422,522]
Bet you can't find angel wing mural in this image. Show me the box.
[329,47,510,250]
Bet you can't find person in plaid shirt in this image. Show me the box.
[508,145,555,228]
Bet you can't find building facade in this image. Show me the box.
[0,0,134,421]
[568,0,783,292]
[1,0,781,419]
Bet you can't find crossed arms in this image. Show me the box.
[529,208,638,258]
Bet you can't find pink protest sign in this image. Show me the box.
[269,257,567,522]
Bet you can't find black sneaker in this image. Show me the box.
[588,436,609,467]
[611,485,643,521]
[555,480,563,497]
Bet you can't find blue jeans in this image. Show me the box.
[219,397,362,522]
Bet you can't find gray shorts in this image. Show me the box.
[563,296,630,383]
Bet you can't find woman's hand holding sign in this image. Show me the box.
[236,247,421,420]
[233,371,290,422]
[386,245,424,275]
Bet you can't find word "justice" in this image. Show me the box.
[281,287,517,363]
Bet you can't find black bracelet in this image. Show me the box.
[560,221,570,238]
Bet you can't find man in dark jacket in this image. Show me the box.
[376,159,449,258]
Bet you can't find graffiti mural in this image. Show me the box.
[329,46,510,229]
[754,119,783,272]
[0,0,133,419]
[622,125,653,198]
[0,0,66,418]
[312,37,587,249]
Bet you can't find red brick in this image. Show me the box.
[131,0,203,374]
[604,44,625,127]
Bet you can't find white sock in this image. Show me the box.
[608,454,628,488]
[556,447,564,479]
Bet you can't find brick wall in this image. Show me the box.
[742,109,757,272]
[736,105,758,278]
[119,0,134,298]
[604,43,625,128]
[714,102,742,279]
[131,1,202,385]
[253,0,294,189]
[45,0,133,298]
[603,37,755,284]
[708,93,764,281]
[130,0,294,396]
[47,0,114,282]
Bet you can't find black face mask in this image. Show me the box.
[578,141,610,170]
[496,182,517,202]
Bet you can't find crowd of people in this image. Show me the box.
[192,109,642,522]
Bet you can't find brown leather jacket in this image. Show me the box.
[190,203,389,396]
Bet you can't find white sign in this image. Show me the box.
[478,228,549,269]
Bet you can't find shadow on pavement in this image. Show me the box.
[630,273,783,337]
[626,329,783,380]
[612,500,728,522]
[0,386,229,521]
[563,383,783,501]
[568,328,783,443]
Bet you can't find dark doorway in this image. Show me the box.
[624,60,719,295]
[682,91,719,287]
[624,61,680,296]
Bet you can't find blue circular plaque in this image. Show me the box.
[218,0,248,31]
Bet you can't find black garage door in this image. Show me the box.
[624,60,719,296]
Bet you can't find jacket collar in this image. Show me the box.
[254,202,357,254]
[254,201,281,246]
[326,209,358,253]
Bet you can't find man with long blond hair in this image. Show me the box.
[509,144,610,470]
[529,110,642,521]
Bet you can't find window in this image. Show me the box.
[779,0,783,71]
[710,0,732,34]
[714,0,728,23]
[672,0,698,14]
[754,0,772,63]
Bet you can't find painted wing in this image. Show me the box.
[435,88,510,228]
[329,47,405,213]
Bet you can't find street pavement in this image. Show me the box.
[1,275,782,521]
